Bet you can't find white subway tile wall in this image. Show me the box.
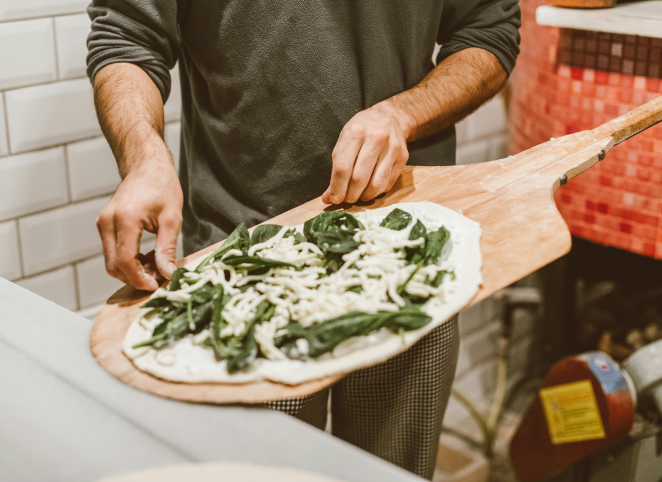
[5,78,101,152]
[67,136,120,201]
[0,18,56,90]
[0,4,526,427]
[19,196,109,275]
[164,68,182,123]
[0,0,89,22]
[16,265,77,311]
[75,254,123,309]
[165,121,181,170]
[54,14,90,79]
[0,147,68,221]
[0,3,181,315]
[0,220,21,280]
[0,94,7,155]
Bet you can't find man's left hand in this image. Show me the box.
[322,103,411,205]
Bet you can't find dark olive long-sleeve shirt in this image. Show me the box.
[87,0,520,255]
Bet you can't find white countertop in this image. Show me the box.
[0,278,419,482]
[537,1,662,38]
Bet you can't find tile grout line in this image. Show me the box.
[63,144,73,203]
[8,132,105,158]
[0,175,112,224]
[1,92,11,154]
[0,12,88,25]
[71,261,82,312]
[14,219,26,281]
[51,16,62,80]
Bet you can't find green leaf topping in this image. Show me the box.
[379,208,412,230]
[195,223,251,273]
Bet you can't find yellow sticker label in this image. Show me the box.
[540,380,606,444]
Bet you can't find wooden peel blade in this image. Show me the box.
[91,95,662,404]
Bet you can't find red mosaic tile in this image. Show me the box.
[511,0,662,259]
[644,243,656,257]
[647,78,661,92]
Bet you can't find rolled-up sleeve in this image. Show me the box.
[86,0,183,103]
[437,0,521,76]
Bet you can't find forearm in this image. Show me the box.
[93,62,172,179]
[377,47,507,142]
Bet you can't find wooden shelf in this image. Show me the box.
[536,1,662,38]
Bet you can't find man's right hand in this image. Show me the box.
[92,62,183,292]
[97,157,183,292]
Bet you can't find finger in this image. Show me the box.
[115,213,159,291]
[386,146,410,191]
[324,125,364,204]
[155,210,181,279]
[344,139,386,204]
[96,209,130,285]
[360,143,402,201]
[139,251,163,282]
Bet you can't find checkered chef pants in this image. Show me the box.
[264,316,459,480]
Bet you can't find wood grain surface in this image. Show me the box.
[91,96,662,405]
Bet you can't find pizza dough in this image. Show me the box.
[123,201,482,385]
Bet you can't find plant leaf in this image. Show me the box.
[168,267,188,291]
[194,223,250,273]
[222,255,296,270]
[141,297,171,309]
[423,226,450,265]
[380,208,412,230]
[312,231,359,254]
[226,301,271,373]
[284,229,306,244]
[251,224,282,246]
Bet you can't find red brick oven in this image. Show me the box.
[511,0,662,258]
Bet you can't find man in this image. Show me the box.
[87,1,520,479]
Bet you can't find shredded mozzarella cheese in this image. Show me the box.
[139,210,453,365]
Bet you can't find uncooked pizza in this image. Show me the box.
[123,202,482,385]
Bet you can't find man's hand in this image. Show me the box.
[93,62,183,291]
[323,48,508,205]
[322,104,410,205]
[97,157,182,291]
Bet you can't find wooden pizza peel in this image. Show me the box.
[91,96,662,404]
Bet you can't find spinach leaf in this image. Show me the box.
[222,255,296,270]
[226,300,272,373]
[195,223,250,273]
[133,297,214,349]
[141,297,171,309]
[284,229,306,244]
[380,310,431,332]
[251,224,282,246]
[209,285,245,361]
[312,231,359,254]
[380,208,412,230]
[280,309,432,359]
[303,211,364,241]
[303,211,364,272]
[168,267,188,291]
[422,227,450,266]
[189,284,215,303]
[409,220,426,240]
[133,312,188,348]
[404,220,427,265]
[426,270,449,288]
[397,265,421,295]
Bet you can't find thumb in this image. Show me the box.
[155,211,181,280]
